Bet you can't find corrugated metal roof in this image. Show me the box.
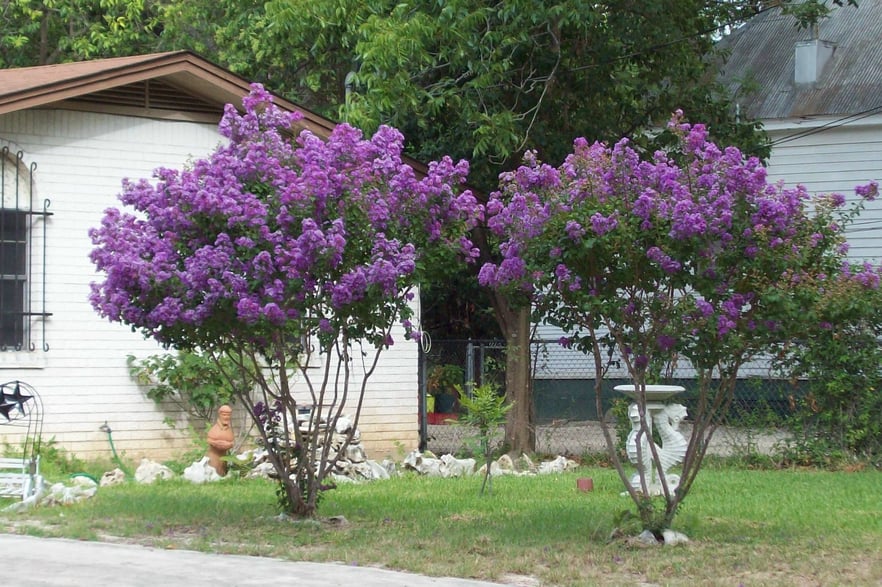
[717,0,882,120]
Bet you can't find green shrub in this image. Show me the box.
[775,274,882,462]
[457,383,512,495]
[127,350,253,425]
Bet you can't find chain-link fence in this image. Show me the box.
[422,338,799,456]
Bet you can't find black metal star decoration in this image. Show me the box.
[0,381,32,421]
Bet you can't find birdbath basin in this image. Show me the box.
[614,384,685,402]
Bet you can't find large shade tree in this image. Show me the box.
[333,0,770,452]
[89,86,481,517]
[480,114,880,532]
[0,0,163,67]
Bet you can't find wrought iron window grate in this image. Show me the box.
[1,146,52,352]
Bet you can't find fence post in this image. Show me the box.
[465,340,475,397]
[418,343,427,450]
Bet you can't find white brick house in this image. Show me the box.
[0,52,420,460]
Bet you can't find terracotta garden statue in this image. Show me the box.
[206,405,234,475]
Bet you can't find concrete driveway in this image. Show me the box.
[2,534,504,587]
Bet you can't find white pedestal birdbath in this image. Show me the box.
[615,384,688,496]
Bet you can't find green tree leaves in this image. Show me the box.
[0,0,162,67]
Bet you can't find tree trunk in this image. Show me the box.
[474,221,536,454]
[39,8,50,65]
[501,304,535,453]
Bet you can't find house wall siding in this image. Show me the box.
[0,108,418,461]
[763,116,882,262]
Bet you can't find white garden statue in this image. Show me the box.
[620,385,688,496]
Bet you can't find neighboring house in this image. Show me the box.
[0,52,419,461]
[718,0,882,260]
[525,3,882,424]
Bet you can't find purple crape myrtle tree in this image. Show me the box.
[89,85,482,518]
[480,112,880,534]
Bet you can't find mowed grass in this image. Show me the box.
[2,466,880,586]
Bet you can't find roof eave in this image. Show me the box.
[0,51,337,139]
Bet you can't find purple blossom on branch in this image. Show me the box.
[855,181,879,201]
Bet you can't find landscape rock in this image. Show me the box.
[247,415,392,484]
[402,449,421,469]
[439,454,476,477]
[189,415,583,487]
[334,461,365,481]
[99,468,126,487]
[329,473,356,484]
[245,461,276,479]
[134,459,174,484]
[516,453,536,473]
[475,460,504,477]
[240,448,266,466]
[628,530,661,548]
[537,455,578,474]
[402,450,443,476]
[183,457,222,484]
[334,416,353,434]
[71,474,98,489]
[345,444,366,463]
[418,458,443,477]
[42,480,97,506]
[5,476,99,512]
[2,487,44,512]
[496,454,515,472]
[662,529,690,546]
[364,460,391,480]
[380,459,397,477]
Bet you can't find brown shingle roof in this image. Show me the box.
[0,51,337,138]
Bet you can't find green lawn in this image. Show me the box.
[2,466,880,586]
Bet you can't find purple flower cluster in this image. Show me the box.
[855,181,879,201]
[89,85,481,349]
[645,246,681,274]
[839,261,882,289]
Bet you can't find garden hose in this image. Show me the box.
[100,421,131,477]
[69,472,99,484]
